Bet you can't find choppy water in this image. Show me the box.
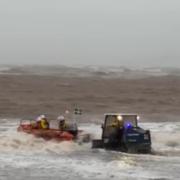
[0,119,180,180]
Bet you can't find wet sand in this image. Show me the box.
[0,73,180,122]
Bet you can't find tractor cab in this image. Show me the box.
[102,114,138,138]
[92,113,151,153]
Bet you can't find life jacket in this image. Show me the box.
[37,118,49,129]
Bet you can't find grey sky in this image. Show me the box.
[0,0,180,67]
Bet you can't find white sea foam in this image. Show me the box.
[1,120,180,155]
[1,65,179,78]
[0,119,180,180]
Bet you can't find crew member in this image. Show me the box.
[108,115,124,144]
[57,115,67,131]
[109,116,123,129]
[35,115,49,129]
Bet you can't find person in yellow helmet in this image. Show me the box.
[35,115,49,129]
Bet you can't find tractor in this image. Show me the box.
[92,114,151,153]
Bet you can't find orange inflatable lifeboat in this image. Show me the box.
[17,121,78,141]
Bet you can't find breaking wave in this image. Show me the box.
[1,119,180,157]
[140,122,180,156]
[0,119,89,155]
[0,119,180,180]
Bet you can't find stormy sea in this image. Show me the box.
[0,65,180,180]
[0,119,180,180]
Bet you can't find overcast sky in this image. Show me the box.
[0,0,180,67]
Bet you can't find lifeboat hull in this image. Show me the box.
[17,124,75,141]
